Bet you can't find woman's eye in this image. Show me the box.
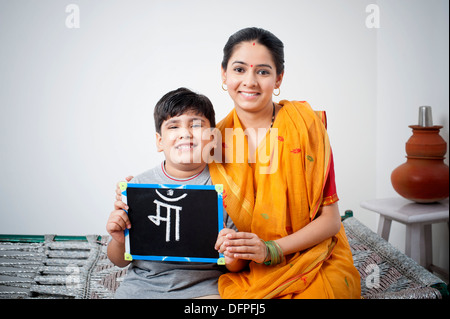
[233,67,245,73]
[257,69,270,75]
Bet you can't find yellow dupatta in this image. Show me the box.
[209,100,360,299]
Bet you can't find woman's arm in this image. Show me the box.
[275,202,341,255]
[223,203,341,263]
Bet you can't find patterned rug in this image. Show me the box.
[343,215,447,299]
[0,215,447,299]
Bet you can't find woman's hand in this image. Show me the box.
[219,231,268,264]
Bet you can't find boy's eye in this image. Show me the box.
[191,119,204,128]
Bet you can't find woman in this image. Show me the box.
[212,27,361,299]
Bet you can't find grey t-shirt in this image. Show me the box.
[114,162,236,299]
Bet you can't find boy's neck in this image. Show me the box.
[163,161,207,180]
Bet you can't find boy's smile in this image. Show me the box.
[175,141,197,151]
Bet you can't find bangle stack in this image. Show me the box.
[261,240,284,266]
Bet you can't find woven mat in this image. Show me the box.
[343,216,447,299]
[0,217,447,299]
[0,235,123,299]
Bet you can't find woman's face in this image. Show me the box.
[222,41,284,114]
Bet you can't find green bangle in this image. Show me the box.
[262,241,269,264]
[261,240,284,266]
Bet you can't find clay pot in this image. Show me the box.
[391,125,449,203]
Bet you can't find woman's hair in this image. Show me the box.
[222,27,285,75]
[154,87,216,134]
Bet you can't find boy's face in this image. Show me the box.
[156,111,216,173]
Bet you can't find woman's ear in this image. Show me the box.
[155,132,163,152]
[221,66,227,84]
[275,71,284,89]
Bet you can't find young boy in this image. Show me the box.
[106,87,236,299]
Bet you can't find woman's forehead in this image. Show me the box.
[229,41,275,66]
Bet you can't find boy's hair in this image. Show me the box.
[154,87,216,134]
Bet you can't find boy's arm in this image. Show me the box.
[223,254,249,272]
[106,201,132,268]
[107,237,131,268]
[106,177,134,268]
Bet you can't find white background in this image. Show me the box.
[0,0,448,273]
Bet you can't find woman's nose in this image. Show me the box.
[243,71,257,87]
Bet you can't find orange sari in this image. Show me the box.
[209,100,361,299]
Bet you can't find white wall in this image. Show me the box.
[374,0,449,272]
[0,0,447,272]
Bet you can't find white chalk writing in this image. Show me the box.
[148,190,187,242]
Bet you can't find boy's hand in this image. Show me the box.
[106,208,131,244]
[215,228,239,266]
[215,228,236,252]
[107,176,133,245]
[115,176,133,201]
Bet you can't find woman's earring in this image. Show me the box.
[273,87,281,96]
[222,82,228,91]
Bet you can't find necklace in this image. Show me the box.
[269,102,276,131]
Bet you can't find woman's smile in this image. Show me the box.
[239,91,260,99]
